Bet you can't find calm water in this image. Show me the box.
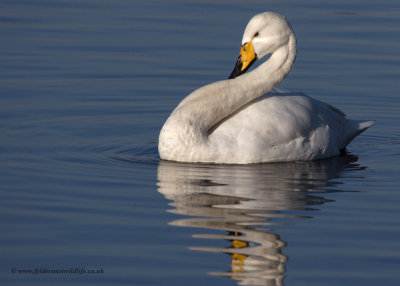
[1,0,400,285]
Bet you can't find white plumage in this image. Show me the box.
[158,12,374,164]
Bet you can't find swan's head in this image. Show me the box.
[229,12,294,79]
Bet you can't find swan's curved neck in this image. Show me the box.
[248,34,297,95]
[163,33,296,145]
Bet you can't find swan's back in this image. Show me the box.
[207,92,373,163]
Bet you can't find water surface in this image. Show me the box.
[1,0,399,285]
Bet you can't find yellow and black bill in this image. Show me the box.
[228,40,257,79]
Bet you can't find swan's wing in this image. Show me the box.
[208,93,370,163]
[209,94,331,146]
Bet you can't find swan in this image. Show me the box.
[158,12,374,164]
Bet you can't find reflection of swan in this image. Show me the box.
[157,156,362,285]
[159,12,373,164]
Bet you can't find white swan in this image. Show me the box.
[158,12,374,164]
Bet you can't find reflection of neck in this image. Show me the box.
[162,190,288,285]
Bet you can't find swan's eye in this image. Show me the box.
[254,32,259,38]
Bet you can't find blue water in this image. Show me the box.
[1,0,399,285]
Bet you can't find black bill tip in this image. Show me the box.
[228,55,256,79]
[228,56,243,79]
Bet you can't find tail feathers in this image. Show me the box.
[341,120,375,148]
[359,120,375,131]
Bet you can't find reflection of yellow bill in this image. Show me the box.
[231,253,247,272]
[232,239,248,249]
[231,236,249,271]
[239,40,256,71]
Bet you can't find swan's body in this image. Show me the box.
[158,12,374,164]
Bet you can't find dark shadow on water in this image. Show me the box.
[157,155,365,286]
